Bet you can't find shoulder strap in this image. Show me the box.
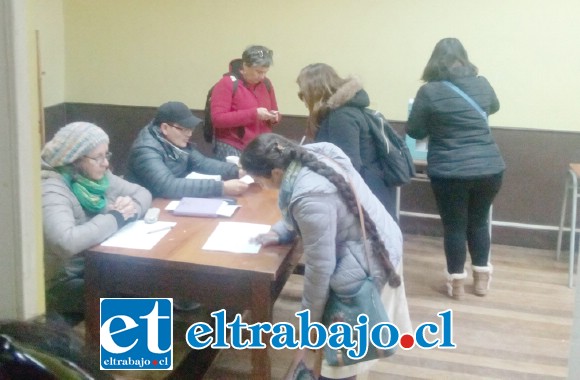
[351,181,372,276]
[363,108,391,154]
[229,75,239,95]
[263,77,272,93]
[442,81,487,121]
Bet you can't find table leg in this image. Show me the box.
[557,175,570,261]
[85,255,103,349]
[569,170,578,288]
[250,277,272,380]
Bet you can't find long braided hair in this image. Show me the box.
[240,133,401,288]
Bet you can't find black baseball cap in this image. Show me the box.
[154,101,202,129]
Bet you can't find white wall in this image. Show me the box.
[57,0,580,131]
[0,0,43,319]
[33,0,65,107]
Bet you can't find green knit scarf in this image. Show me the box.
[58,167,109,213]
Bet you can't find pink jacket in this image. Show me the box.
[210,74,279,150]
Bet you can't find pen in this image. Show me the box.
[147,226,173,234]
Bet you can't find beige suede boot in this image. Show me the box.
[472,264,493,296]
[446,271,467,300]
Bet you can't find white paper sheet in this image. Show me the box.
[202,222,271,254]
[100,220,177,250]
[186,172,222,181]
[240,175,255,184]
[415,137,429,152]
[165,200,179,211]
[216,204,241,217]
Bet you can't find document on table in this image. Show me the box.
[165,200,240,217]
[415,137,429,152]
[186,171,221,181]
[240,175,254,184]
[100,220,177,250]
[202,222,271,254]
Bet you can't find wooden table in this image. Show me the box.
[84,185,301,379]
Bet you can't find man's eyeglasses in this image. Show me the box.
[85,151,112,165]
[169,123,192,134]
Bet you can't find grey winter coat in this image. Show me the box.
[406,76,505,178]
[125,123,239,198]
[41,165,152,288]
[271,143,402,323]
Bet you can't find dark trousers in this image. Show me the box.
[430,173,503,274]
[362,171,399,224]
[46,277,85,326]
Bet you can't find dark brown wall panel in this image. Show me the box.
[44,103,580,250]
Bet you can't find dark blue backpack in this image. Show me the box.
[362,109,416,186]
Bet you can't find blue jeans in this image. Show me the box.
[430,173,503,274]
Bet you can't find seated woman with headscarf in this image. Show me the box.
[41,122,152,325]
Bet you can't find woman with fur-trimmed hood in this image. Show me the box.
[297,63,398,221]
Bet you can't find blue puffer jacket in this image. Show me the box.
[270,143,402,323]
[406,75,505,178]
[125,122,240,198]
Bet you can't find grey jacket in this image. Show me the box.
[41,165,152,287]
[125,123,240,198]
[271,143,402,322]
[406,76,505,178]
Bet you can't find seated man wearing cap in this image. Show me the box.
[126,101,249,199]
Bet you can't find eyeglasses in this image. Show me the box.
[256,48,273,58]
[169,123,193,134]
[84,151,112,165]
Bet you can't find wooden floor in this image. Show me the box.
[106,234,576,380]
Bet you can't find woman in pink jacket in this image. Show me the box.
[210,45,280,160]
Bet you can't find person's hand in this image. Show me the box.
[283,349,303,380]
[110,196,137,220]
[282,348,321,380]
[223,179,249,196]
[238,168,247,178]
[271,110,281,123]
[257,107,277,121]
[250,231,280,246]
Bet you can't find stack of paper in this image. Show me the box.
[166,199,240,217]
[173,198,225,217]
